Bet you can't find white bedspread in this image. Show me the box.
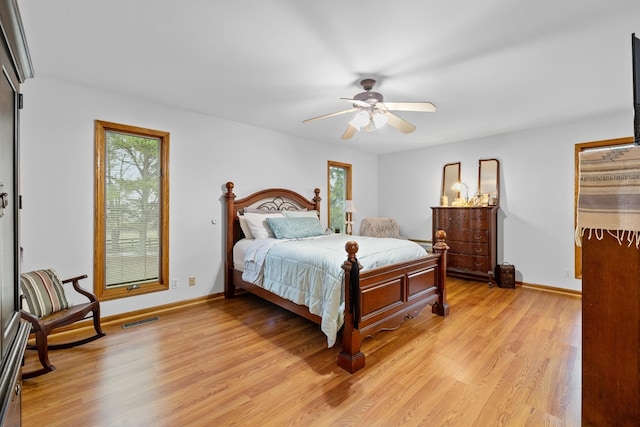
[242,238,283,283]
[241,234,427,347]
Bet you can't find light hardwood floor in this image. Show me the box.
[21,278,582,427]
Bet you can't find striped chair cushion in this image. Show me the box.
[20,269,70,317]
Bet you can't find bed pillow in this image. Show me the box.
[238,215,254,239]
[282,210,319,218]
[243,212,284,239]
[265,217,325,239]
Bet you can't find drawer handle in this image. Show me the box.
[474,247,482,253]
[474,234,483,240]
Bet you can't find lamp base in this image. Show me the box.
[345,221,353,235]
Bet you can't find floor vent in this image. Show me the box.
[122,316,160,329]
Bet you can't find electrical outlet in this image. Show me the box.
[189,276,196,286]
[171,279,178,289]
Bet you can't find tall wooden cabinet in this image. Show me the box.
[582,233,639,425]
[431,206,498,284]
[0,1,33,426]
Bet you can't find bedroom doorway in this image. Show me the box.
[327,161,352,233]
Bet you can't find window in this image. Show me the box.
[574,136,633,279]
[327,161,352,233]
[94,120,169,300]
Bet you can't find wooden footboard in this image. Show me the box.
[224,182,449,373]
[338,231,449,373]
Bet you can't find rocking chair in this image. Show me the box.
[20,269,106,379]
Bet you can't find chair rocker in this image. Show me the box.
[20,270,106,379]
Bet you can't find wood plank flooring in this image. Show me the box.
[21,278,582,426]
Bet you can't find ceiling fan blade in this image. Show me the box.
[340,98,371,108]
[383,112,416,134]
[303,108,359,123]
[380,102,437,112]
[341,125,357,140]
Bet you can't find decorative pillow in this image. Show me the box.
[265,217,325,239]
[243,212,284,239]
[238,215,254,239]
[282,210,319,218]
[20,269,70,318]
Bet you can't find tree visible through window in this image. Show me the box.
[94,120,169,300]
[327,161,352,233]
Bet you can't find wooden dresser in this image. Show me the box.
[431,206,498,284]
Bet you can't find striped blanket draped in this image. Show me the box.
[576,146,640,247]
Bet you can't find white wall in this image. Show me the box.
[21,76,631,316]
[378,110,633,291]
[19,76,378,316]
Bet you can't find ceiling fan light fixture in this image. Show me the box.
[372,113,388,129]
[349,110,370,129]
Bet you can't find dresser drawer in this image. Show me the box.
[466,208,489,220]
[448,253,491,273]
[448,241,488,256]
[468,218,489,230]
[444,229,489,243]
[434,210,488,231]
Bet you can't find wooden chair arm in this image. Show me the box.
[61,274,88,284]
[20,309,45,342]
[61,274,98,303]
[20,309,42,326]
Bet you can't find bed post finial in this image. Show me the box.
[345,240,358,260]
[433,230,448,252]
[225,181,235,199]
[313,188,321,210]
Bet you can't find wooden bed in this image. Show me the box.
[224,182,449,373]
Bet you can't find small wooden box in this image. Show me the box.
[496,263,515,288]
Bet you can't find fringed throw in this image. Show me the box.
[349,257,360,330]
[576,145,640,247]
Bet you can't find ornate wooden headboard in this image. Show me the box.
[223,181,321,281]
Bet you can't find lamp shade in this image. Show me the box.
[345,200,357,213]
[372,113,388,128]
[451,181,469,192]
[451,181,469,202]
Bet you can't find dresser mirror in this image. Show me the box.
[478,158,500,206]
[441,162,461,205]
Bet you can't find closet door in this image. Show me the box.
[0,39,21,364]
[1,2,33,423]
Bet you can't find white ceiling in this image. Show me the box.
[17,0,640,154]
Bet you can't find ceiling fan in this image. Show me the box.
[303,79,436,140]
